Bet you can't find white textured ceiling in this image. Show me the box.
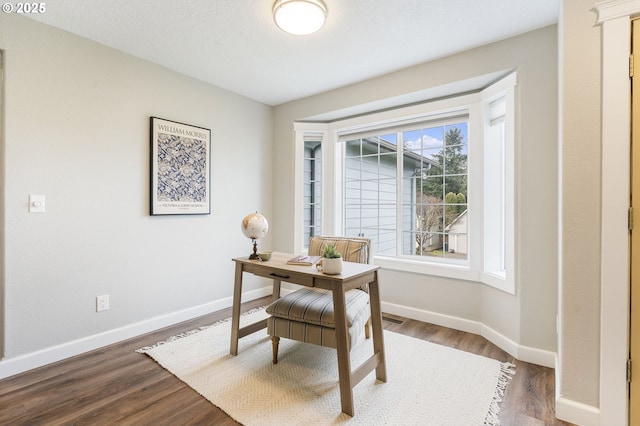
[27,0,559,106]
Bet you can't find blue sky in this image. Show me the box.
[379,122,468,160]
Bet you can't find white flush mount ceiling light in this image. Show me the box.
[273,0,327,35]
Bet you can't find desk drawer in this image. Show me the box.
[252,267,314,286]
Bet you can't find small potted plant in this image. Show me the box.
[319,243,342,274]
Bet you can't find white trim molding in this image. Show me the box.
[381,301,556,368]
[555,397,601,426]
[594,0,640,23]
[594,1,637,425]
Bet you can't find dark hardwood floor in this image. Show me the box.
[0,297,573,425]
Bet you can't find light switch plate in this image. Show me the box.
[29,195,45,213]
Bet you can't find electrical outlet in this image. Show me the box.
[96,295,109,312]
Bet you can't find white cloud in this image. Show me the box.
[405,135,442,150]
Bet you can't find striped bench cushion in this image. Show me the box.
[265,287,369,329]
[267,308,370,350]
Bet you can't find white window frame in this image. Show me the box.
[481,72,516,293]
[293,123,329,254]
[293,72,517,293]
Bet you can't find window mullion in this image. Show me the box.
[396,131,403,256]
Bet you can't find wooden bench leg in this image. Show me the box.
[271,336,280,364]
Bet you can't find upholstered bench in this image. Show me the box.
[266,287,370,362]
[266,236,372,364]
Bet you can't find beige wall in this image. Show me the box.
[558,0,602,409]
[273,26,558,355]
[0,14,273,360]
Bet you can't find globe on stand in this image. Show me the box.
[241,212,269,260]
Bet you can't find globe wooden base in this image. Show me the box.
[249,240,260,260]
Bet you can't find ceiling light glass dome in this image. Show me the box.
[273,0,327,35]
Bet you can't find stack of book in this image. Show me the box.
[286,255,322,266]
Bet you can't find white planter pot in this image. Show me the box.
[318,257,343,275]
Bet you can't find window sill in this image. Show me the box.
[373,256,515,294]
[373,256,480,282]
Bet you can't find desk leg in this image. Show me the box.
[369,270,387,382]
[332,287,354,417]
[230,261,244,356]
[272,279,281,301]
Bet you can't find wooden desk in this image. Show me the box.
[230,252,387,416]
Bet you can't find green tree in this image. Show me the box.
[455,192,467,214]
[445,192,458,220]
[421,127,467,200]
[444,192,467,226]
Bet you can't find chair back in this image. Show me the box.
[308,236,371,264]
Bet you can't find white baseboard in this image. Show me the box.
[0,287,272,380]
[555,396,600,426]
[381,301,556,368]
[480,323,556,368]
[0,291,557,380]
[382,301,482,334]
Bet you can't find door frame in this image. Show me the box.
[0,50,4,361]
[631,18,640,423]
[595,2,640,425]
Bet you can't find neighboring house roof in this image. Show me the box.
[364,136,440,169]
[445,209,468,232]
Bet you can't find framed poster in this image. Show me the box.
[150,117,211,215]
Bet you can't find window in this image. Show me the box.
[293,124,328,251]
[342,121,468,264]
[484,98,506,274]
[402,122,468,261]
[294,72,516,293]
[303,139,322,247]
[480,72,516,293]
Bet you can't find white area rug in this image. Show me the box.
[137,308,514,425]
